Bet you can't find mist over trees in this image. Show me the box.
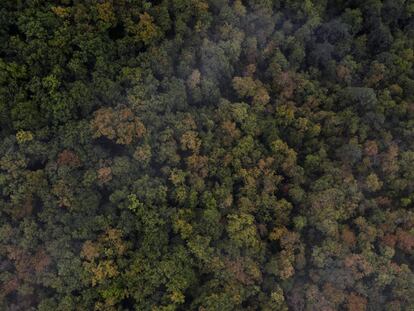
[0,0,413,310]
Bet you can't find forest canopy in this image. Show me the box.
[0,0,413,310]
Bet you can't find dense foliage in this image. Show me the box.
[1,0,414,310]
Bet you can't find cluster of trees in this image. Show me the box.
[0,0,413,310]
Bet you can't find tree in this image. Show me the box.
[91,106,146,145]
